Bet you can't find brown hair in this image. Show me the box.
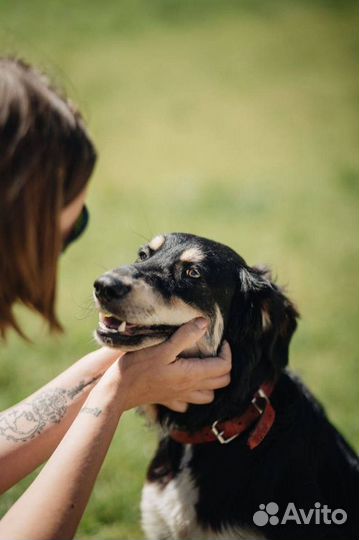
[0,58,97,339]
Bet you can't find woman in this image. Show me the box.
[0,58,231,539]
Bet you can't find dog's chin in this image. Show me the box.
[94,326,176,351]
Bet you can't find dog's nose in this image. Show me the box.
[94,274,131,303]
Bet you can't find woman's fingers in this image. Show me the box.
[161,400,188,412]
[99,337,231,411]
[176,340,232,380]
[199,374,231,390]
[185,390,215,404]
[161,389,215,412]
[159,318,208,362]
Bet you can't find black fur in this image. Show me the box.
[94,233,359,539]
[149,372,358,539]
[158,262,299,431]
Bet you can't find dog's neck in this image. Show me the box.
[179,334,219,358]
[156,331,280,434]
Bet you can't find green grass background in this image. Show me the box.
[0,1,357,538]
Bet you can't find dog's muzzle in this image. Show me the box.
[94,272,132,304]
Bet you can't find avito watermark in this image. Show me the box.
[253,502,347,527]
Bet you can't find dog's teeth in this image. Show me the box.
[99,322,117,333]
[118,321,126,332]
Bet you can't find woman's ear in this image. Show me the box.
[224,265,299,403]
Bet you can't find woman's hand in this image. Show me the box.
[96,318,232,412]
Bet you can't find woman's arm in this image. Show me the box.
[0,319,231,540]
[0,379,125,540]
[0,347,121,494]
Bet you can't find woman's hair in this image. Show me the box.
[0,57,97,339]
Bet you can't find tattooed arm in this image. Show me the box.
[0,375,125,540]
[0,319,230,540]
[0,347,121,494]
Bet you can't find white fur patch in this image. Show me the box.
[180,247,204,264]
[149,234,165,251]
[211,304,224,353]
[141,446,198,540]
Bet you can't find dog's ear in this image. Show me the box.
[224,265,299,403]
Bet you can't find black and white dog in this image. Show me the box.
[94,233,358,540]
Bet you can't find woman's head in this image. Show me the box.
[0,57,97,338]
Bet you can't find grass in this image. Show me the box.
[0,1,357,538]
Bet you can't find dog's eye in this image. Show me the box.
[186,267,201,279]
[138,249,149,261]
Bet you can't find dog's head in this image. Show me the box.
[94,233,239,356]
[94,233,298,424]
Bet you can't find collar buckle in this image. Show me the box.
[251,387,269,415]
[211,420,240,444]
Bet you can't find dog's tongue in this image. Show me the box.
[104,316,123,330]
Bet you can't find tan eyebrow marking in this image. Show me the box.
[148,234,165,251]
[180,247,204,263]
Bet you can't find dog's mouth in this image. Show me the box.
[96,312,178,348]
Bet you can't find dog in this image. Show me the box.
[94,233,359,540]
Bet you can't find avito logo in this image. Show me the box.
[253,502,347,527]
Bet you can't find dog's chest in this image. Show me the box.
[141,445,266,540]
[141,445,198,539]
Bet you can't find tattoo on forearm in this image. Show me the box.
[0,388,67,443]
[66,376,99,400]
[80,407,102,417]
[0,376,100,443]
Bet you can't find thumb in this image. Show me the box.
[160,318,208,362]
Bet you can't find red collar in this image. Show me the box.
[169,382,276,450]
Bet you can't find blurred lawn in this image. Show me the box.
[0,1,357,538]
